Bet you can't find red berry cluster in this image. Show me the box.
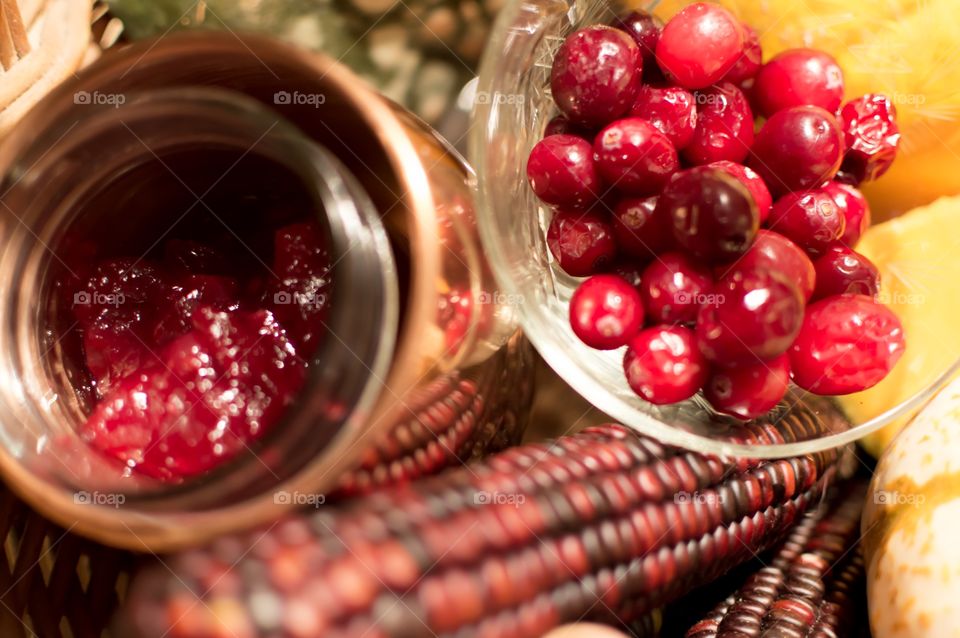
[527,3,906,420]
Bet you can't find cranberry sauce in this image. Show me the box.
[50,148,334,481]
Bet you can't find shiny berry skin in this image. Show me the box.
[613,10,662,70]
[789,294,905,395]
[660,167,759,263]
[623,326,708,404]
[822,181,871,247]
[547,210,617,277]
[767,189,845,257]
[749,106,844,196]
[719,230,816,301]
[527,134,602,208]
[655,3,744,89]
[593,118,679,195]
[82,307,307,480]
[811,246,880,301]
[630,85,697,149]
[683,83,754,165]
[723,24,762,84]
[705,354,790,420]
[839,93,901,183]
[267,222,332,355]
[639,252,714,324]
[551,26,642,127]
[697,267,805,365]
[753,49,845,116]
[708,160,772,223]
[569,275,645,350]
[72,258,168,325]
[611,195,671,259]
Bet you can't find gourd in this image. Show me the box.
[862,374,960,637]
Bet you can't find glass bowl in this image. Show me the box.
[470,0,960,457]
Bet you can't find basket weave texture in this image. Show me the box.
[0,484,134,637]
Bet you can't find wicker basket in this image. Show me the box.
[0,484,133,637]
[0,4,134,636]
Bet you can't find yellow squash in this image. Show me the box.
[839,195,960,457]
[862,374,960,637]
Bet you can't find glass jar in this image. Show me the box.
[0,32,533,550]
[471,0,960,458]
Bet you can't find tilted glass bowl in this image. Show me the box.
[470,0,960,457]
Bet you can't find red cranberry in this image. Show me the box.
[749,106,844,196]
[696,267,805,365]
[811,246,880,300]
[789,294,905,394]
[684,82,755,165]
[82,306,307,480]
[719,230,816,301]
[630,85,697,149]
[438,288,475,352]
[723,24,762,84]
[73,259,175,394]
[72,258,168,325]
[753,49,845,116]
[569,275,645,350]
[593,118,679,195]
[547,210,617,276]
[839,93,900,183]
[639,252,714,324]
[267,222,332,354]
[660,167,759,263]
[767,189,845,257]
[527,134,602,208]
[153,274,241,345]
[655,3,744,89]
[708,160,772,223]
[705,354,790,420]
[611,195,671,259]
[623,326,708,404]
[83,324,150,398]
[544,115,592,138]
[822,181,871,247]
[613,10,662,70]
[551,26,642,127]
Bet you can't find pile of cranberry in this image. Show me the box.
[70,222,330,480]
[526,3,905,420]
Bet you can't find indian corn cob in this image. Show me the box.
[332,375,524,497]
[684,478,869,638]
[120,400,853,638]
